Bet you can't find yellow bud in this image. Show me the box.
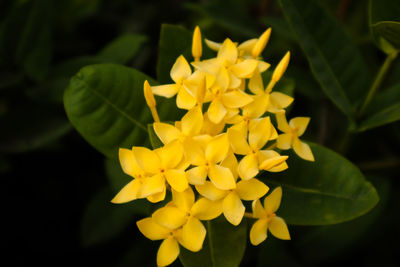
[272,51,290,83]
[143,80,156,108]
[144,80,160,122]
[192,26,202,61]
[252,28,271,58]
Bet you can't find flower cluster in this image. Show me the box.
[112,26,314,266]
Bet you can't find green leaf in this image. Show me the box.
[370,0,400,51]
[359,82,400,131]
[64,63,154,159]
[147,123,163,149]
[180,217,247,267]
[279,0,370,121]
[80,187,147,247]
[156,24,193,84]
[292,175,389,264]
[0,102,71,153]
[105,159,133,194]
[98,33,147,65]
[358,103,400,131]
[261,142,379,225]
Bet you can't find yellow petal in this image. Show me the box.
[153,122,181,145]
[229,121,248,138]
[186,166,208,185]
[268,162,288,172]
[111,179,141,203]
[192,26,202,60]
[238,154,259,180]
[218,38,238,65]
[140,174,165,198]
[205,134,229,163]
[132,146,161,173]
[195,181,227,201]
[152,84,179,98]
[205,38,222,51]
[276,133,292,150]
[221,90,254,109]
[157,237,180,267]
[220,152,239,180]
[207,99,227,124]
[252,199,266,218]
[144,80,156,108]
[270,92,293,110]
[191,58,219,75]
[292,138,314,161]
[208,164,236,190]
[257,61,270,72]
[152,206,187,230]
[230,59,259,78]
[181,106,203,136]
[242,94,269,119]
[228,71,242,88]
[191,198,223,220]
[222,191,245,226]
[236,179,269,201]
[258,153,288,171]
[264,186,282,214]
[248,69,264,95]
[202,112,226,135]
[269,216,290,240]
[119,148,142,177]
[177,86,197,110]
[181,217,206,252]
[289,117,310,137]
[252,28,271,58]
[171,55,191,83]
[272,51,290,82]
[172,187,194,212]
[136,217,170,240]
[275,111,291,133]
[147,186,166,203]
[227,128,251,155]
[237,38,257,55]
[183,138,206,166]
[164,169,188,192]
[157,140,184,169]
[248,117,272,151]
[250,219,268,245]
[215,66,230,89]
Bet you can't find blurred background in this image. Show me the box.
[1,0,399,266]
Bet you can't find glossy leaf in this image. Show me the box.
[98,33,147,64]
[64,63,154,159]
[80,187,148,247]
[279,0,370,121]
[370,0,400,51]
[180,217,247,267]
[358,103,400,132]
[261,142,379,225]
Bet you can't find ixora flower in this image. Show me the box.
[250,186,290,245]
[111,25,314,266]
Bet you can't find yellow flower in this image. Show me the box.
[228,117,288,180]
[151,55,197,110]
[136,217,183,267]
[184,133,237,191]
[131,140,189,201]
[196,175,269,226]
[250,186,290,245]
[111,148,163,203]
[153,187,222,251]
[247,52,293,114]
[275,111,314,161]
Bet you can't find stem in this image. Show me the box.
[244,212,255,219]
[358,52,398,117]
